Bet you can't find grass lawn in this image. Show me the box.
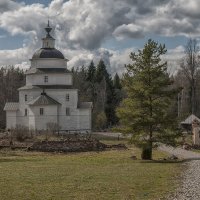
[0,138,181,200]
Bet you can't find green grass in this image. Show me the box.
[0,140,181,200]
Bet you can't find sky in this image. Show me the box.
[0,0,199,75]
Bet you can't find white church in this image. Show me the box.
[4,22,92,132]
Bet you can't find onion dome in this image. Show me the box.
[32,20,65,60]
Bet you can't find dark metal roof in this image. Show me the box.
[25,68,70,75]
[28,93,61,106]
[32,48,65,59]
[35,85,74,89]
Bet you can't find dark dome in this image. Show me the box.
[32,48,65,59]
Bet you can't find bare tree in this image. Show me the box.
[180,38,200,115]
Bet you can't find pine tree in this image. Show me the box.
[113,73,122,89]
[96,59,109,83]
[87,61,96,82]
[117,39,179,160]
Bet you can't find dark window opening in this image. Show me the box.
[66,108,70,116]
[40,108,44,115]
[66,94,70,101]
[25,109,28,116]
[44,76,48,83]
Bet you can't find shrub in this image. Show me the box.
[95,112,107,130]
[46,123,61,134]
[11,125,30,142]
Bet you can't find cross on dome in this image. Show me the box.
[45,20,52,37]
[42,20,55,48]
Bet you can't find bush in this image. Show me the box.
[95,112,107,130]
[46,122,61,134]
[11,125,30,142]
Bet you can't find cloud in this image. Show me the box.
[113,24,144,40]
[0,0,198,75]
[0,0,23,13]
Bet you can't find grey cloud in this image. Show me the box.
[113,24,144,40]
[0,0,199,74]
[0,0,22,13]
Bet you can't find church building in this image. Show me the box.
[4,22,92,132]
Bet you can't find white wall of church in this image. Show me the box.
[32,105,58,130]
[26,73,72,86]
[6,111,17,129]
[31,59,67,68]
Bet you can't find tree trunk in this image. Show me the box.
[141,141,152,160]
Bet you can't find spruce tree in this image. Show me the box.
[117,39,179,160]
[87,60,96,82]
[113,73,122,89]
[96,59,109,83]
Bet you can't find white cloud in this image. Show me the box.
[0,0,198,74]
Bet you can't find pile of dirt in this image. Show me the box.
[28,139,107,152]
[28,139,127,153]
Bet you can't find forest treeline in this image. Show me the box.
[0,67,25,128]
[0,38,200,129]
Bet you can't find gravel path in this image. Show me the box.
[159,145,200,200]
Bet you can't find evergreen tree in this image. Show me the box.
[96,59,109,83]
[113,73,122,89]
[87,61,96,82]
[117,39,179,160]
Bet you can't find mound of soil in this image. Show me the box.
[28,139,107,152]
[28,139,127,153]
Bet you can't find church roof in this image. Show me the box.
[18,85,75,90]
[32,21,65,60]
[25,68,70,75]
[32,48,65,59]
[4,102,19,111]
[28,93,61,106]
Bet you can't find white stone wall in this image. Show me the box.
[26,73,72,86]
[31,59,67,68]
[13,87,92,131]
[6,111,17,129]
[31,105,58,130]
[78,109,92,131]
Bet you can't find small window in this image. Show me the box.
[66,107,70,116]
[66,94,70,101]
[25,108,28,116]
[44,76,48,83]
[25,94,27,102]
[40,108,44,116]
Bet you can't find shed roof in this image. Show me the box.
[181,114,200,125]
[28,93,60,106]
[4,102,19,111]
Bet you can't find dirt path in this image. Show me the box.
[159,145,200,200]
